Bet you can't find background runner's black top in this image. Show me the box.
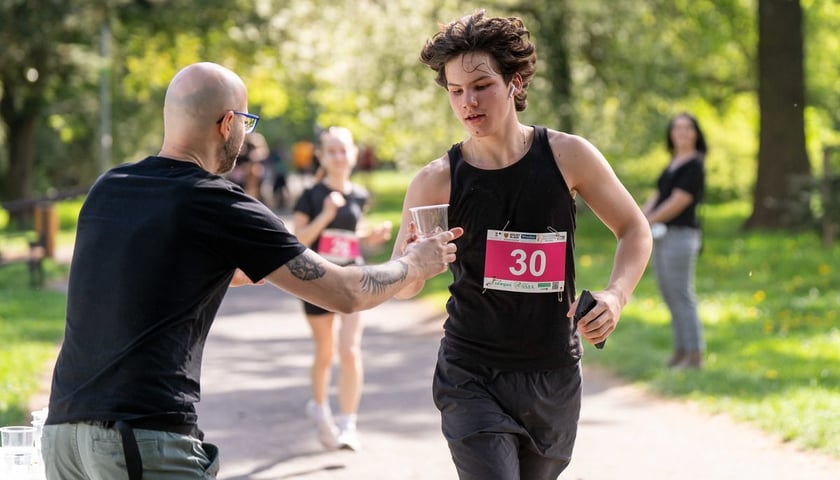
[293,181,369,264]
[654,155,705,229]
[47,156,306,427]
[445,126,581,371]
[294,181,369,313]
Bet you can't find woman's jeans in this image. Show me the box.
[653,226,704,352]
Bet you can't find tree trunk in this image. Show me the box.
[4,115,37,203]
[745,0,811,229]
[0,78,39,225]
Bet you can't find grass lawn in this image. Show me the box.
[1,173,837,459]
[0,201,77,426]
[0,261,67,426]
[573,200,840,457]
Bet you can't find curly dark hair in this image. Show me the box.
[419,10,537,112]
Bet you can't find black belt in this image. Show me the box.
[83,419,203,480]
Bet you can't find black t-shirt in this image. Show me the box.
[654,156,705,228]
[47,156,306,426]
[445,126,580,371]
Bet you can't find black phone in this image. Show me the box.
[574,289,606,349]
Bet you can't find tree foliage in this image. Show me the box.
[1,0,838,232]
[804,0,840,146]
[0,0,104,200]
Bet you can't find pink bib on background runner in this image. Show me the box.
[483,229,567,293]
[318,229,361,264]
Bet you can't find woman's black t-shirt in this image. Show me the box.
[293,181,369,261]
[654,156,705,228]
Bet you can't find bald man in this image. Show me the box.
[41,62,462,480]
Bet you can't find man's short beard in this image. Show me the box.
[217,134,243,174]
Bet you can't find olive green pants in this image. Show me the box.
[42,423,219,479]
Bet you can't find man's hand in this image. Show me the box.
[402,227,463,279]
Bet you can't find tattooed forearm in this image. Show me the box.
[359,260,409,295]
[286,253,327,280]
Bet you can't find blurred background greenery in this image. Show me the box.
[1,0,839,231]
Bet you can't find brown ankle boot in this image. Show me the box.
[667,349,686,368]
[679,351,704,370]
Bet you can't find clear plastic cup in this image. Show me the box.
[1,426,35,476]
[409,204,449,238]
[0,426,34,449]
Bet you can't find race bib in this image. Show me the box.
[483,229,567,293]
[318,229,361,264]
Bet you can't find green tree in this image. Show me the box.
[0,0,293,204]
[0,0,103,204]
[515,0,574,132]
[528,0,757,199]
[805,0,840,144]
[3,0,838,232]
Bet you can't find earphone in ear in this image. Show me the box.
[508,84,516,98]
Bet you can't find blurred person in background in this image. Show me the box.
[643,112,707,370]
[228,132,270,202]
[268,140,290,211]
[293,126,393,451]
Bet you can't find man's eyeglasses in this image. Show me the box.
[216,111,260,134]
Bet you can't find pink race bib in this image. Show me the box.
[483,229,567,293]
[318,229,361,264]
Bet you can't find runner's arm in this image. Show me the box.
[390,156,452,300]
[555,133,652,345]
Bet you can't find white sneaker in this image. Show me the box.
[305,399,339,450]
[336,424,362,452]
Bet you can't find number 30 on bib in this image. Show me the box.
[483,229,567,293]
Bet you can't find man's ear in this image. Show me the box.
[218,111,232,139]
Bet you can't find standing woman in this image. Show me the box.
[643,113,707,369]
[392,11,652,479]
[293,126,392,451]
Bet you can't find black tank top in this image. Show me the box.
[445,126,581,370]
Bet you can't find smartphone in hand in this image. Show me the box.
[574,289,606,349]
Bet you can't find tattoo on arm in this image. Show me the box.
[360,261,408,295]
[286,253,326,281]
